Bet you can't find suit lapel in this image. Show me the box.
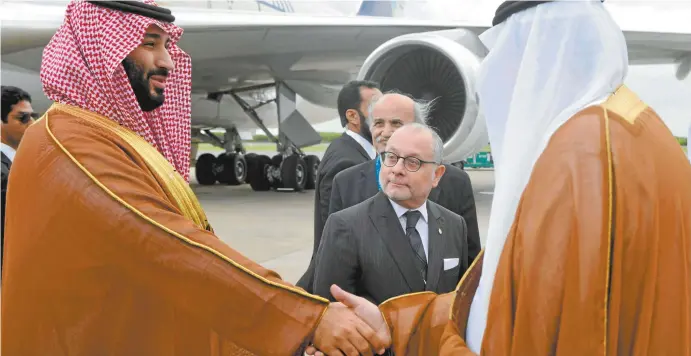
[1,152,11,171]
[369,193,425,293]
[341,132,371,161]
[425,202,445,292]
[361,160,379,197]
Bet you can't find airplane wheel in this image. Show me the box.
[195,153,217,185]
[304,155,320,190]
[216,153,247,185]
[244,153,258,184]
[281,155,307,192]
[270,154,284,190]
[271,154,283,167]
[249,155,272,191]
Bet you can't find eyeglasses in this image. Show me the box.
[380,151,439,172]
[15,112,37,124]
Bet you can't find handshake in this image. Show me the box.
[307,285,392,356]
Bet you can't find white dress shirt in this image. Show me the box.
[344,129,376,160]
[0,143,16,162]
[388,199,429,260]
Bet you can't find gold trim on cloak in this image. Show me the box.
[601,98,615,355]
[43,103,330,304]
[49,103,212,232]
[601,85,647,125]
[598,84,646,353]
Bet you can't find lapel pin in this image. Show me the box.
[438,228,442,234]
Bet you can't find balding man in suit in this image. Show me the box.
[329,92,481,266]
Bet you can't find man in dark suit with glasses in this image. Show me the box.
[1,86,36,273]
[312,122,469,305]
[328,92,481,267]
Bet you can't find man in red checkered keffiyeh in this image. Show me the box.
[41,0,192,179]
[2,1,394,354]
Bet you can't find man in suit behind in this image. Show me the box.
[329,92,482,266]
[1,86,35,272]
[297,80,381,291]
[313,123,469,305]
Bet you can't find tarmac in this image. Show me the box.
[190,166,495,284]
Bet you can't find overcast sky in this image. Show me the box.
[315,0,691,136]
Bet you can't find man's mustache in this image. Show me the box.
[387,176,408,186]
[147,67,169,79]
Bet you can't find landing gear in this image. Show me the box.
[193,127,248,186]
[246,154,272,191]
[279,155,307,191]
[195,153,217,185]
[193,81,323,192]
[194,152,247,186]
[215,153,247,185]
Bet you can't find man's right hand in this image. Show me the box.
[330,285,391,349]
[313,301,389,356]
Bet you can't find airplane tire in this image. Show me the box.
[281,155,307,192]
[216,153,247,186]
[244,153,258,184]
[269,155,284,190]
[271,154,283,167]
[304,155,320,190]
[195,153,217,186]
[249,155,272,191]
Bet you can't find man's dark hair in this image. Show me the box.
[337,80,379,127]
[1,86,32,124]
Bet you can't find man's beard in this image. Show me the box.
[357,109,372,143]
[122,58,168,112]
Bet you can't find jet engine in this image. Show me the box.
[357,29,489,164]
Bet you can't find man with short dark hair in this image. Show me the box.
[1,85,35,272]
[297,79,382,292]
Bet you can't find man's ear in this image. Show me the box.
[431,164,446,188]
[345,109,360,126]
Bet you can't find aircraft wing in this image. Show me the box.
[2,1,690,110]
[0,2,484,109]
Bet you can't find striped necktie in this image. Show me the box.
[404,210,427,285]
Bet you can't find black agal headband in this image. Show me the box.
[87,1,175,23]
[492,1,605,26]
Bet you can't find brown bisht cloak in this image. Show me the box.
[379,86,691,355]
[1,103,328,355]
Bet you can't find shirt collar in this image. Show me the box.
[345,129,376,159]
[0,143,16,162]
[388,198,428,223]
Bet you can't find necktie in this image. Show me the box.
[404,210,427,285]
[375,156,382,191]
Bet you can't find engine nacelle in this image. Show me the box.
[357,29,489,163]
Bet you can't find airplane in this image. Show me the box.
[2,0,691,193]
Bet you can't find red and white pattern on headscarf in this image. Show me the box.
[40,0,193,180]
